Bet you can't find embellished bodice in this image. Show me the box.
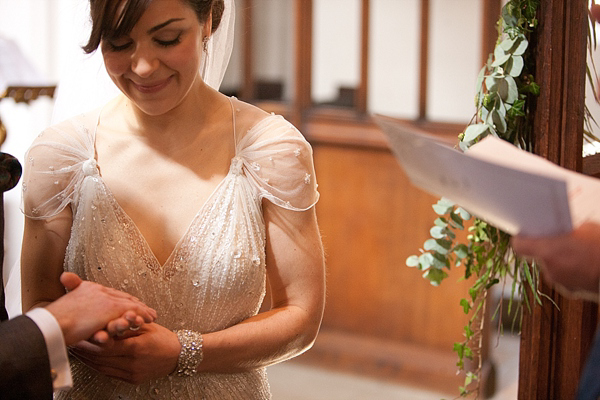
[21,98,319,399]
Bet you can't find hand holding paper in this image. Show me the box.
[375,116,600,236]
[375,115,600,297]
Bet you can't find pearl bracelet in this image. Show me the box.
[174,330,204,377]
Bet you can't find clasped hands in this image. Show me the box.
[53,272,181,384]
[70,321,181,384]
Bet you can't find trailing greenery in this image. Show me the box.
[406,0,542,397]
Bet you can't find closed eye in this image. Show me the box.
[155,34,182,48]
[106,40,133,52]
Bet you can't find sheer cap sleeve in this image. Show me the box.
[236,115,319,211]
[21,115,97,219]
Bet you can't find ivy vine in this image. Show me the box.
[406,0,543,397]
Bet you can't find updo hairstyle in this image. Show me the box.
[83,0,225,54]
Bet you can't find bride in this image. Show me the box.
[20,0,325,398]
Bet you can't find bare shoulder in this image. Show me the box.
[230,97,271,131]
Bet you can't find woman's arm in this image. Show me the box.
[71,202,326,383]
[21,208,73,312]
[201,202,326,370]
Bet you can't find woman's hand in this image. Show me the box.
[70,322,181,384]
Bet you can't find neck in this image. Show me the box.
[104,81,231,155]
[129,79,214,133]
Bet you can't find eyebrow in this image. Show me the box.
[148,18,185,34]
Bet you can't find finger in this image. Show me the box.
[72,353,135,379]
[71,350,136,373]
[91,330,110,344]
[80,360,136,384]
[142,306,158,322]
[71,340,105,354]
[106,317,131,337]
[103,286,142,302]
[121,312,143,331]
[60,272,83,291]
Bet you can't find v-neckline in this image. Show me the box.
[99,170,234,270]
[89,97,239,269]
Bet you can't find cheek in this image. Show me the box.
[102,52,130,77]
[167,40,202,74]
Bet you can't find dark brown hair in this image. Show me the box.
[83,0,225,54]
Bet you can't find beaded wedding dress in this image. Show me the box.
[21,97,319,399]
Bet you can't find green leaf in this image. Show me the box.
[463,123,489,142]
[424,239,449,255]
[454,243,469,259]
[506,55,524,77]
[512,37,528,56]
[464,346,473,359]
[449,211,465,230]
[464,371,477,386]
[431,252,450,268]
[499,36,517,52]
[434,217,448,228]
[497,75,518,104]
[430,226,446,239]
[418,253,434,270]
[485,75,500,92]
[432,198,454,215]
[455,207,471,220]
[406,255,420,268]
[488,108,507,134]
[492,45,510,67]
[475,65,486,92]
[423,268,448,286]
[507,99,526,118]
[460,298,471,314]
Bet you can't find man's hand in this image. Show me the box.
[45,272,157,346]
[512,222,600,295]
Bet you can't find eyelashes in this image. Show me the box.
[155,34,182,48]
[106,33,182,52]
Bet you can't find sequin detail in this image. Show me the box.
[25,111,319,400]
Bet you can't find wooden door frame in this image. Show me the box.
[518,1,599,398]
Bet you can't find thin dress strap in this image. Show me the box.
[229,96,238,156]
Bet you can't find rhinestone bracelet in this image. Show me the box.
[174,330,204,377]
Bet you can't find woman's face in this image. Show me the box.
[101,0,210,116]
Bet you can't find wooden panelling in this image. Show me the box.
[295,118,479,393]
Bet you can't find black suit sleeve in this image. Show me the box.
[0,315,53,400]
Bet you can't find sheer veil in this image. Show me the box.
[51,0,235,124]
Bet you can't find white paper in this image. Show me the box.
[374,115,594,236]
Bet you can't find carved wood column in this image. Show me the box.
[518,0,599,398]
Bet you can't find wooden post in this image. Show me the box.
[293,0,312,128]
[356,0,369,114]
[241,0,254,100]
[417,0,429,121]
[518,1,599,398]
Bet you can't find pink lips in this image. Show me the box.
[131,77,172,94]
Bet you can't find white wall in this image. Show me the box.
[0,0,92,316]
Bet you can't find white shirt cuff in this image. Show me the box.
[26,307,73,390]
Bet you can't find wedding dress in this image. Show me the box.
[21,96,319,399]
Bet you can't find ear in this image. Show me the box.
[203,10,213,39]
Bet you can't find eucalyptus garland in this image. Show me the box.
[406,0,542,396]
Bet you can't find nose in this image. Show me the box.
[131,46,159,78]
